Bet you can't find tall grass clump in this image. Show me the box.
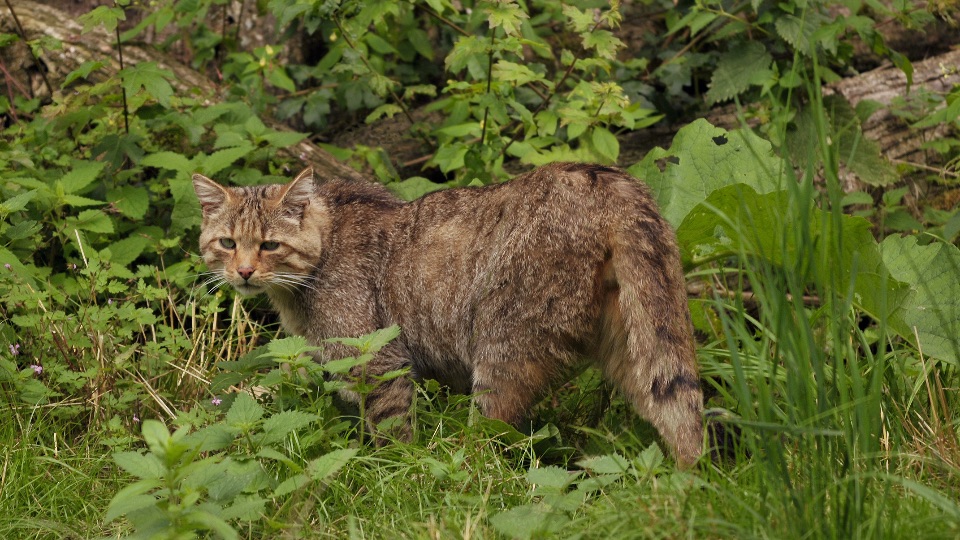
[694,60,960,538]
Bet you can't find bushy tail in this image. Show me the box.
[599,178,704,467]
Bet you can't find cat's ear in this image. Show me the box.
[277,168,316,209]
[192,173,231,216]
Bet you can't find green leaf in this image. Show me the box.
[61,60,106,88]
[385,177,449,201]
[108,186,150,219]
[226,393,264,428]
[485,0,528,36]
[104,479,162,522]
[272,473,310,498]
[705,41,772,104]
[490,503,567,540]
[590,127,619,164]
[77,5,125,34]
[199,144,255,176]
[141,151,193,174]
[71,209,114,234]
[881,236,960,364]
[0,190,36,214]
[59,161,106,194]
[141,420,171,457]
[629,119,786,227]
[775,13,827,55]
[259,411,320,445]
[120,62,175,107]
[576,453,630,475]
[527,466,576,490]
[101,236,149,267]
[308,448,359,482]
[113,451,165,480]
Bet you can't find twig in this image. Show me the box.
[3,0,54,96]
[891,158,959,179]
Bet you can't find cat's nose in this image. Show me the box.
[237,267,255,281]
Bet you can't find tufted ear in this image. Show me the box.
[277,168,316,209]
[192,173,231,216]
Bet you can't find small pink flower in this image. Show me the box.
[3,263,10,270]
[132,414,140,423]
[9,343,19,356]
[30,364,42,375]
[211,397,222,406]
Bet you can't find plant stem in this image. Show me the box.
[479,27,496,147]
[115,25,130,134]
[3,0,54,97]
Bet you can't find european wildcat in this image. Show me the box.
[193,163,703,466]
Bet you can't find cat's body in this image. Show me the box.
[193,162,703,466]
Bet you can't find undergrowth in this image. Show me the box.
[1,0,960,538]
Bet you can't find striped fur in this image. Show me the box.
[193,163,703,466]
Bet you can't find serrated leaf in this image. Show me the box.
[226,393,264,427]
[61,194,104,207]
[101,236,149,267]
[0,190,36,214]
[108,185,150,219]
[490,503,567,540]
[141,151,193,174]
[60,161,106,194]
[272,473,310,498]
[705,41,772,104]
[104,479,162,522]
[141,420,171,457]
[576,453,630,475]
[308,448,358,482]
[775,13,826,55]
[527,466,575,489]
[120,62,175,107]
[71,209,114,234]
[259,411,319,445]
[386,177,449,201]
[199,144,255,176]
[113,451,165,480]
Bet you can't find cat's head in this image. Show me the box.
[191,168,328,297]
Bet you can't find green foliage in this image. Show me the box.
[2,0,960,537]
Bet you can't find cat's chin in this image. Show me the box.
[232,284,265,297]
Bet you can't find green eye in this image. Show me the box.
[260,241,280,251]
[219,238,236,249]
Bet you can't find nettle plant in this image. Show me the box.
[268,0,659,184]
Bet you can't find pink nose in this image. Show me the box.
[237,267,254,280]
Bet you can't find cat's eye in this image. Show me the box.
[219,238,236,249]
[260,241,280,251]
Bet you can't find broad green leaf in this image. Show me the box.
[101,236,149,267]
[259,411,320,445]
[141,420,171,457]
[273,473,310,498]
[386,177,449,201]
[308,448,359,482]
[590,127,619,164]
[226,392,264,428]
[199,144,255,176]
[120,62,175,107]
[490,503,567,540]
[59,161,106,194]
[77,5,125,34]
[880,235,960,364]
[61,194,104,207]
[71,209,114,234]
[576,453,630,475]
[107,185,150,219]
[629,119,787,227]
[113,451,165,480]
[705,41,772,104]
[0,190,36,214]
[260,335,321,360]
[141,151,193,174]
[104,479,162,522]
[527,466,576,490]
